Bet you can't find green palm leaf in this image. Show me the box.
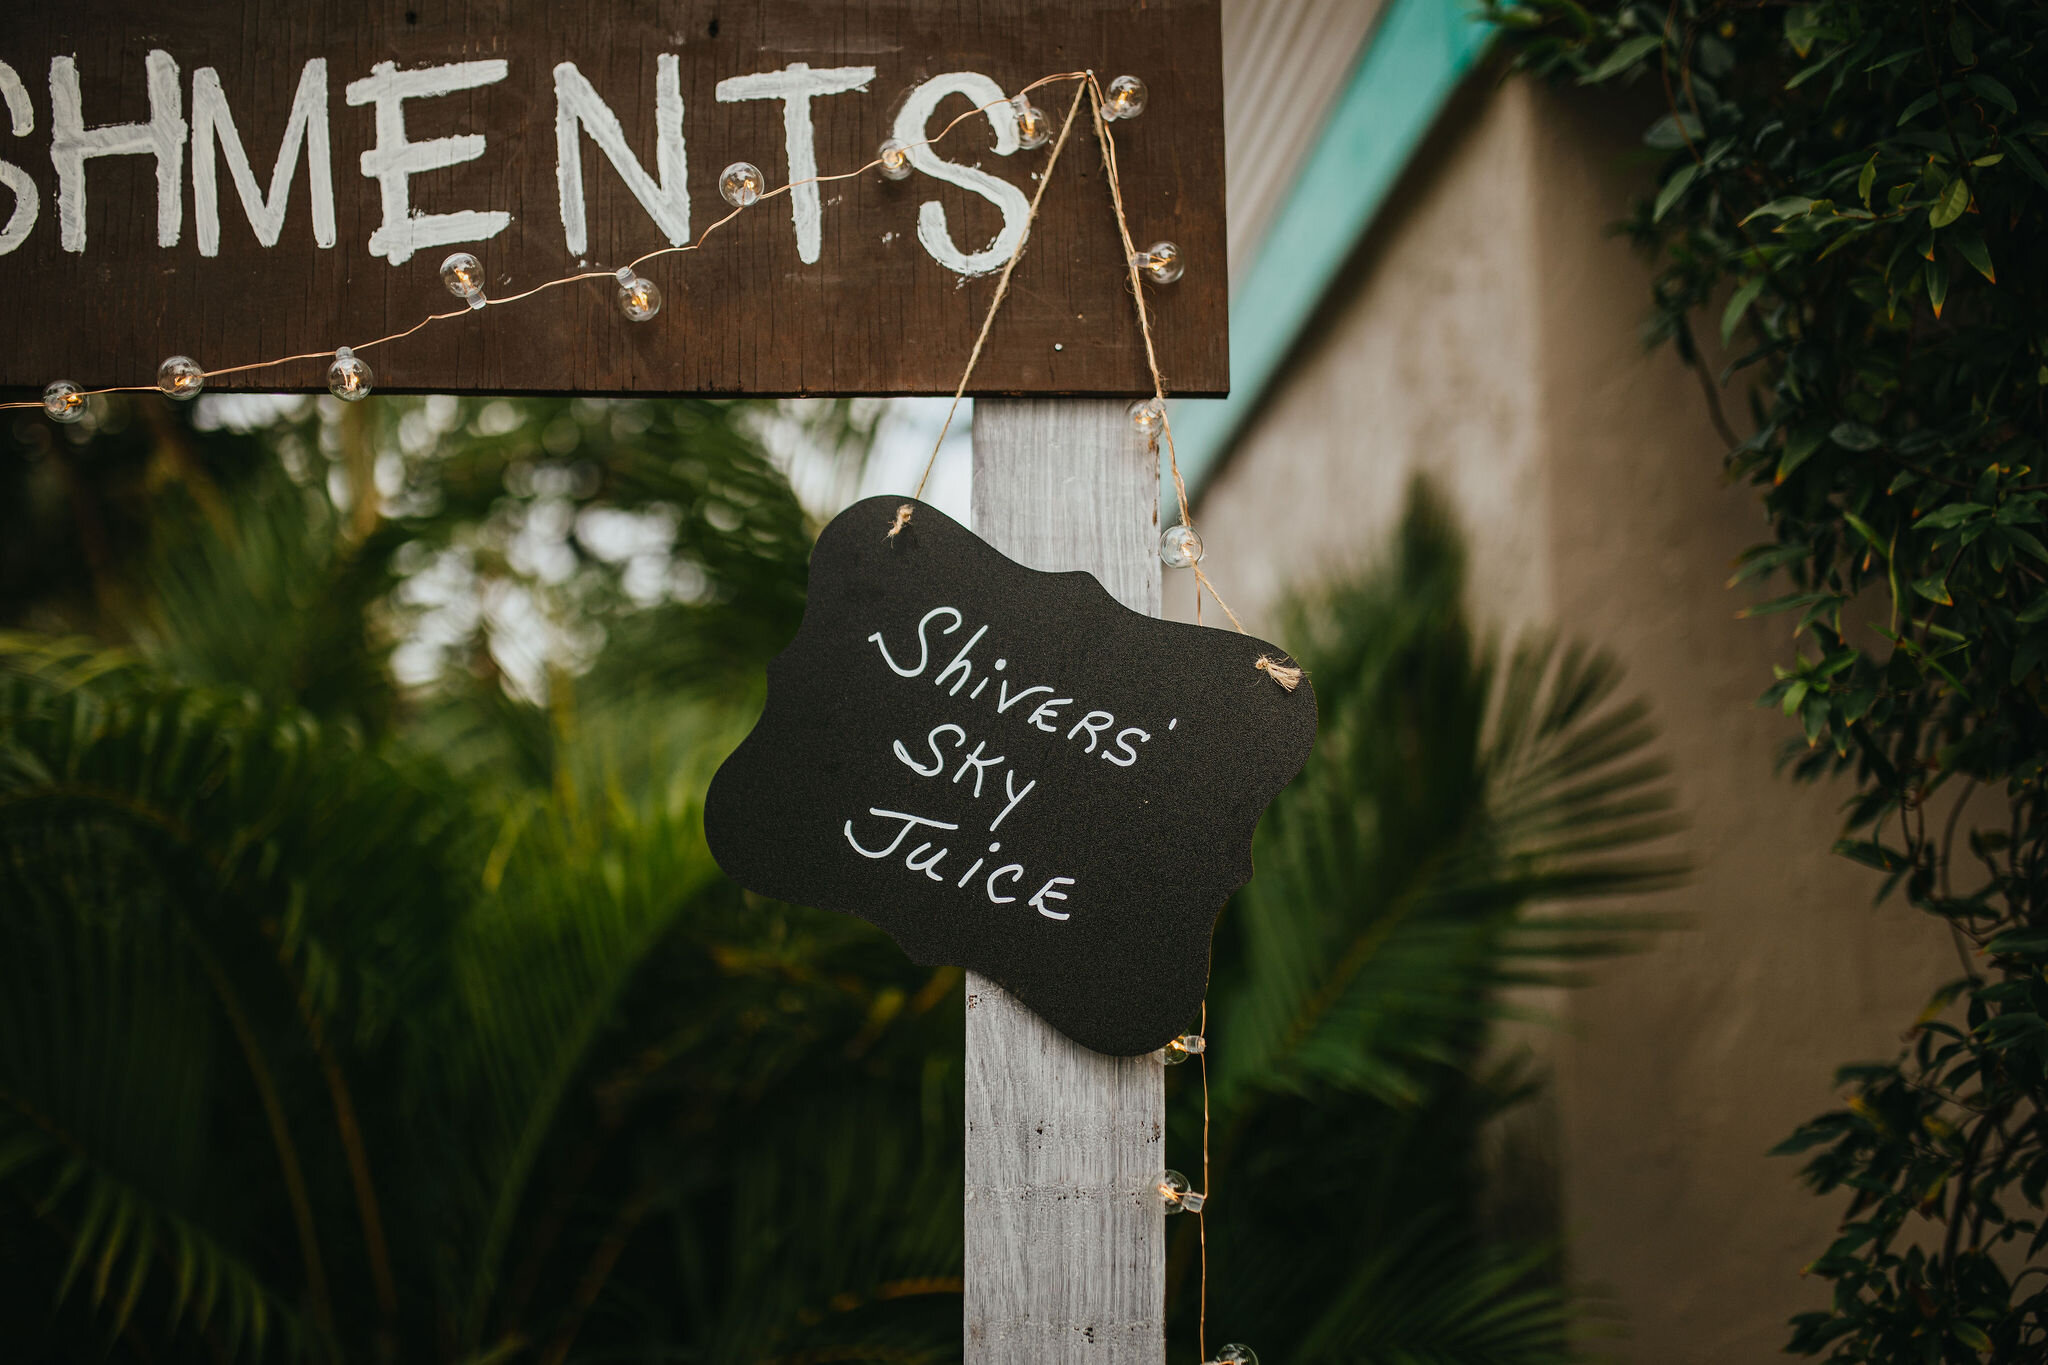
[1178,479,1684,1363]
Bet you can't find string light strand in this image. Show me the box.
[1083,72,1253,645]
[0,72,1092,412]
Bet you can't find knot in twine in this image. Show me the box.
[885,503,913,539]
[1255,655,1303,692]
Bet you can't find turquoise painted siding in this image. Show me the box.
[1166,0,1494,516]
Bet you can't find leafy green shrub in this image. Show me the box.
[1490,1,2048,1357]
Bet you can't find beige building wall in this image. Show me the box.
[1171,72,1955,1361]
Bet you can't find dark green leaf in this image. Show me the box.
[1965,74,2017,114]
[1915,502,1987,531]
[1928,177,1970,229]
[1579,33,1664,84]
[1645,113,1702,149]
[1912,575,1953,606]
[1654,163,1700,222]
[1952,231,1994,282]
[1896,90,1941,126]
[2006,138,2048,189]
[1722,276,1768,344]
[1947,14,1974,65]
[1742,195,1815,225]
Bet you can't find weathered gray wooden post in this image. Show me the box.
[966,400,1166,1365]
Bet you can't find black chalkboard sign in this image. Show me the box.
[705,495,1317,1056]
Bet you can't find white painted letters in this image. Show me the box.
[933,624,990,696]
[1067,710,1113,752]
[51,50,186,253]
[990,769,1035,833]
[553,56,690,257]
[192,60,335,257]
[996,680,1052,714]
[15,53,1060,287]
[869,606,961,678]
[1029,876,1075,921]
[985,864,1024,905]
[895,723,965,778]
[0,61,35,256]
[1026,697,1072,733]
[345,59,511,265]
[953,740,1005,798]
[890,72,1030,277]
[845,808,959,860]
[715,62,874,264]
[1103,726,1150,767]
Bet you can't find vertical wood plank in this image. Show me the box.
[966,398,1165,1365]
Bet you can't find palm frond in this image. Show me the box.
[1176,477,1685,1364]
[1214,483,1684,1110]
[1296,1223,1580,1365]
[0,804,311,1360]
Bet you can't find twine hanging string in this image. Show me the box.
[1082,75,1302,692]
[891,75,1093,534]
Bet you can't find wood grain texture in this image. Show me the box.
[966,398,1165,1365]
[0,1,1225,397]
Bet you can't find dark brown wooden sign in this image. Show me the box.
[0,2,1225,398]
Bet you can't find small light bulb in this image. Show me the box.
[440,251,486,306]
[157,355,204,401]
[327,347,374,402]
[878,139,913,181]
[1157,1170,1205,1214]
[1160,524,1203,569]
[1013,96,1052,150]
[1161,1033,1205,1065]
[1105,75,1148,121]
[614,266,663,321]
[721,161,764,207]
[1133,241,1184,285]
[1129,396,1166,437]
[1204,1345,1257,1365]
[42,380,87,423]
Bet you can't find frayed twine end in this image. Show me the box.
[1255,655,1303,692]
[886,503,913,539]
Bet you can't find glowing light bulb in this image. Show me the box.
[441,252,486,310]
[1161,1033,1205,1065]
[1204,1345,1257,1365]
[1160,524,1203,569]
[878,139,913,181]
[1013,96,1052,149]
[721,161,764,207]
[1105,75,1147,121]
[157,355,204,401]
[1129,396,1166,437]
[1132,241,1184,285]
[1157,1170,1205,1214]
[42,380,87,423]
[326,347,374,402]
[615,266,663,321]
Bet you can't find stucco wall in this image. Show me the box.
[1173,72,1954,1361]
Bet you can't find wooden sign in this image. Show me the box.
[0,2,1225,398]
[705,496,1316,1056]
